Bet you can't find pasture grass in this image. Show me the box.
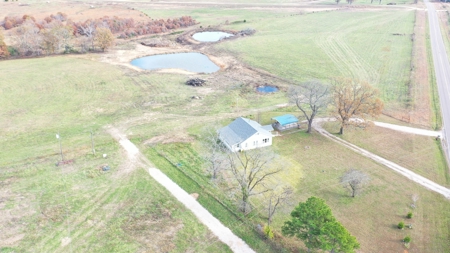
[322,121,450,186]
[269,130,450,252]
[142,143,288,253]
[0,57,231,252]
[139,127,450,252]
[216,9,415,105]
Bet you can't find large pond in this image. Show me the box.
[131,53,220,73]
[192,31,234,42]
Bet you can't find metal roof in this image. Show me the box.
[261,125,274,132]
[219,117,270,146]
[271,114,299,126]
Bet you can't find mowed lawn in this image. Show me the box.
[0,57,231,252]
[270,131,450,252]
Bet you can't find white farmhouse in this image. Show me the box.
[218,117,273,152]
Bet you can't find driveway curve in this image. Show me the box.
[312,118,450,199]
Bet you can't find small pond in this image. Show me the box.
[257,86,279,93]
[192,31,234,42]
[130,53,220,73]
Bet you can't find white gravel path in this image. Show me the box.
[373,121,441,137]
[148,168,256,253]
[108,126,255,253]
[313,119,450,199]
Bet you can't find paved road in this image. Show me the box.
[425,0,450,160]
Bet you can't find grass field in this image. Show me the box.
[140,129,450,252]
[0,57,233,252]
[215,10,415,104]
[323,121,450,186]
[140,5,417,108]
[1,1,448,252]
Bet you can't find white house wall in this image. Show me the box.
[239,132,272,151]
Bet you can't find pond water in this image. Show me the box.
[257,86,279,93]
[192,31,234,42]
[130,53,220,73]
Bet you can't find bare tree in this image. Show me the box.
[39,20,73,54]
[266,186,292,226]
[202,128,228,181]
[289,80,330,133]
[331,78,384,134]
[227,148,282,214]
[13,19,42,56]
[77,21,96,51]
[340,169,369,197]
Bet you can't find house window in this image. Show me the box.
[262,138,269,143]
[236,144,240,148]
[254,140,258,146]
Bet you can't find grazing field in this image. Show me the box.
[216,10,415,104]
[140,6,416,107]
[0,57,233,252]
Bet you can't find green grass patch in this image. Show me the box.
[426,17,443,130]
[216,10,415,105]
[142,143,289,252]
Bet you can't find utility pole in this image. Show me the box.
[90,131,95,155]
[56,132,64,161]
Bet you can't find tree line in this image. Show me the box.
[0,13,196,57]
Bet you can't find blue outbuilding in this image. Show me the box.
[271,114,299,131]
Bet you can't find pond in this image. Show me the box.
[192,31,234,42]
[257,86,279,93]
[130,53,220,73]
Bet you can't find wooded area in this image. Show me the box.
[0,13,196,57]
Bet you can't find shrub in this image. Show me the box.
[407,212,413,219]
[404,235,411,243]
[398,221,405,229]
[244,19,246,22]
[7,46,18,56]
[263,225,274,240]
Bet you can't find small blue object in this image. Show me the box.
[257,86,279,93]
[271,114,299,126]
[102,165,110,171]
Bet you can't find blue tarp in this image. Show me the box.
[271,114,299,126]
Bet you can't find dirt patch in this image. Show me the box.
[0,1,150,24]
[121,207,184,253]
[0,178,34,248]
[144,133,195,145]
[384,9,432,128]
